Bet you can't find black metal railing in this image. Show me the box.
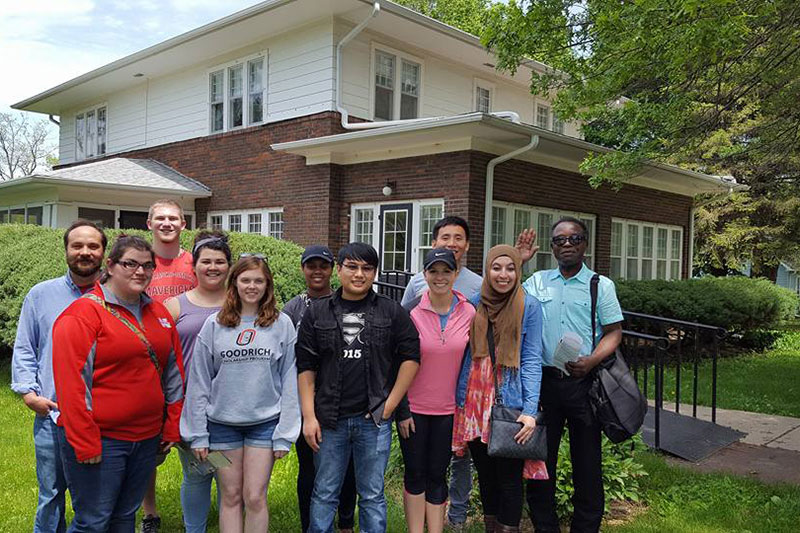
[620,330,669,449]
[375,270,414,302]
[622,311,727,423]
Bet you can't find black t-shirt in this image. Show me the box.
[338,296,370,418]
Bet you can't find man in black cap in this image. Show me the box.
[284,245,357,533]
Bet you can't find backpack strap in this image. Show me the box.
[590,274,600,352]
[83,292,161,374]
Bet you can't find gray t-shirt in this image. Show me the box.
[401,266,483,310]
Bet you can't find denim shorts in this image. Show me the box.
[208,419,278,450]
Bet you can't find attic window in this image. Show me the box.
[75,105,107,161]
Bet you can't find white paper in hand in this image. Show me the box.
[552,332,582,374]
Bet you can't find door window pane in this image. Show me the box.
[228,65,243,128]
[382,210,407,271]
[374,52,395,120]
[354,208,374,244]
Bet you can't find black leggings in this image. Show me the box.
[468,439,524,527]
[296,424,356,532]
[398,413,454,505]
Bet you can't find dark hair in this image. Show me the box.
[217,257,278,328]
[337,242,379,269]
[63,219,108,251]
[432,216,470,241]
[99,234,155,283]
[551,216,588,237]
[192,230,231,265]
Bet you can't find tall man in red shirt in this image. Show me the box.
[141,199,197,532]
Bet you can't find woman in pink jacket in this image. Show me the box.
[397,248,476,533]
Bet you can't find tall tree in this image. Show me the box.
[0,112,53,181]
[394,0,491,36]
[480,0,800,189]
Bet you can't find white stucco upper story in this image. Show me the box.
[13,0,579,166]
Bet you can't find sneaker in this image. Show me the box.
[445,517,466,532]
[140,515,161,533]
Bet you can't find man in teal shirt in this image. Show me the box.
[522,217,623,533]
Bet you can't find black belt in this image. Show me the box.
[542,366,583,380]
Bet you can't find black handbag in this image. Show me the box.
[588,275,647,443]
[486,323,548,460]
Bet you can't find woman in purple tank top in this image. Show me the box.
[164,230,231,533]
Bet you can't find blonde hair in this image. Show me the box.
[148,199,185,221]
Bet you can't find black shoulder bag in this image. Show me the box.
[588,275,647,443]
[486,322,548,460]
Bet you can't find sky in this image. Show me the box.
[0,0,261,115]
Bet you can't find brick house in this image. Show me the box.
[8,0,739,278]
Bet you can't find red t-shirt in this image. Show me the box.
[146,250,197,303]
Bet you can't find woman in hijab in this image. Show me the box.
[452,245,544,533]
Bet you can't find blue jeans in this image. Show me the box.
[310,415,392,533]
[33,416,67,533]
[57,428,158,533]
[447,449,473,524]
[178,446,215,533]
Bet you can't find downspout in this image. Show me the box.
[483,136,540,264]
[48,115,60,126]
[335,2,522,129]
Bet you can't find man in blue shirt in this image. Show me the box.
[11,220,107,533]
[522,217,623,533]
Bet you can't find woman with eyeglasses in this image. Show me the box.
[452,245,544,533]
[52,234,185,532]
[163,230,231,533]
[181,255,300,533]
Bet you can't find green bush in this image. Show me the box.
[616,276,798,333]
[0,225,306,350]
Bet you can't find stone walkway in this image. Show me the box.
[653,402,800,484]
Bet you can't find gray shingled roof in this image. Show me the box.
[35,158,211,195]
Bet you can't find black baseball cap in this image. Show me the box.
[301,245,335,265]
[423,248,457,271]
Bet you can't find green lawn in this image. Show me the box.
[3,361,800,532]
[645,331,800,418]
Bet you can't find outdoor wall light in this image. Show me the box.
[382,181,396,196]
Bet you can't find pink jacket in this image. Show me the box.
[408,290,476,415]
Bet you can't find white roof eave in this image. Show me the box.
[0,175,212,197]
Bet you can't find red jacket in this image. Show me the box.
[53,284,185,461]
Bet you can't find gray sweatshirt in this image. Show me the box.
[180,312,300,452]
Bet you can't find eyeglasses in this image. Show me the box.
[551,234,586,247]
[117,259,156,272]
[341,262,376,274]
[239,253,268,264]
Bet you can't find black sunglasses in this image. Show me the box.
[239,253,268,264]
[551,234,586,247]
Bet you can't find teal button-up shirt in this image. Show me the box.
[522,264,623,366]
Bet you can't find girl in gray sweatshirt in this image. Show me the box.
[180,255,300,532]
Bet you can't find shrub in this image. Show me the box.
[0,225,306,349]
[616,276,798,333]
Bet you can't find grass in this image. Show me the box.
[644,331,800,418]
[3,358,800,532]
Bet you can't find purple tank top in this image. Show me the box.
[176,292,221,378]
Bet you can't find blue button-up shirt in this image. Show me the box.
[11,272,88,422]
[522,264,623,366]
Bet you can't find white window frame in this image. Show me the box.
[370,43,424,122]
[0,202,48,226]
[207,207,283,238]
[610,218,684,280]
[474,78,495,113]
[207,52,267,134]
[535,103,551,130]
[349,199,444,273]
[491,201,596,273]
[74,103,108,161]
[70,202,195,229]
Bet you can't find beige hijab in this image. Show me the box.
[470,245,526,368]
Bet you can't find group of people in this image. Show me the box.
[12,200,623,533]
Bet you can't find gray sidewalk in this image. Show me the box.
[650,401,800,484]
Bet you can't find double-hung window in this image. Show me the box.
[374,48,421,121]
[209,55,266,133]
[208,208,283,238]
[610,218,683,280]
[536,104,550,130]
[75,105,107,161]
[474,79,494,114]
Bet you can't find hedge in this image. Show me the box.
[616,276,799,333]
[0,225,307,350]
